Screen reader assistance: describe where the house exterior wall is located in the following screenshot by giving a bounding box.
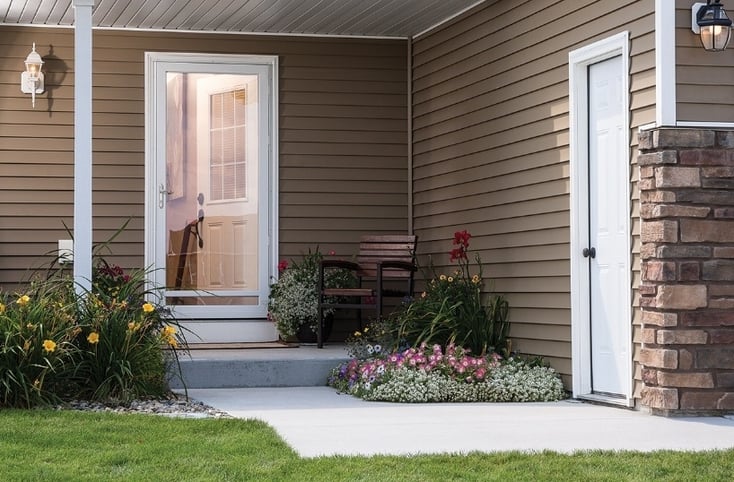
[0,27,408,286]
[675,0,734,123]
[411,0,656,387]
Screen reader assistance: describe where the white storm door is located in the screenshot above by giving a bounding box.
[588,55,629,398]
[145,54,278,340]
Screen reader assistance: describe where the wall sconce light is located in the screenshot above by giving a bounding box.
[692,1,732,51]
[20,43,45,108]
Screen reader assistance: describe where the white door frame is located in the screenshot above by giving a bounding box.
[144,52,279,321]
[569,32,633,406]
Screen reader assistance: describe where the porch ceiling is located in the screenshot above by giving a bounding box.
[1,0,483,38]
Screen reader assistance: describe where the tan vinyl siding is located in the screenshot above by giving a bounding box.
[411,0,655,389]
[675,0,734,122]
[0,27,407,285]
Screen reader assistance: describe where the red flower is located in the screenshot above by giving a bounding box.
[453,230,471,248]
[449,230,472,262]
[277,260,288,272]
[328,250,336,256]
[449,247,467,262]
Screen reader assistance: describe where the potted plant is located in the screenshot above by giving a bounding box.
[268,249,354,342]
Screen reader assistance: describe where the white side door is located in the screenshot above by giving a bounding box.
[569,32,632,406]
[588,56,629,397]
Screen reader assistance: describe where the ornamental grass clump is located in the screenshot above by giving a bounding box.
[394,230,510,356]
[0,281,79,408]
[71,260,186,402]
[0,258,187,408]
[328,343,566,403]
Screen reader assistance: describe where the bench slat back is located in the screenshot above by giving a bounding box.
[357,235,417,279]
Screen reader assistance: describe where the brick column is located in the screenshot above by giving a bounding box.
[639,128,734,415]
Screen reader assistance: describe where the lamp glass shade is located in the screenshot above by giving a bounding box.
[701,24,732,50]
[24,45,43,80]
[698,3,733,51]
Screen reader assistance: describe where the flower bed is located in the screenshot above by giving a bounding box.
[0,259,186,408]
[327,229,566,404]
[328,343,566,403]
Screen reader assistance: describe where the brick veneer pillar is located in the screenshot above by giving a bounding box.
[639,128,734,415]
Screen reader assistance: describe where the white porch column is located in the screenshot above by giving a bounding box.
[73,0,94,293]
[655,0,676,127]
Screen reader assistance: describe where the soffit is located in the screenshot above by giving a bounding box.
[1,0,483,38]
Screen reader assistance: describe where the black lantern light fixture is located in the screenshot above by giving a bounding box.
[693,1,733,51]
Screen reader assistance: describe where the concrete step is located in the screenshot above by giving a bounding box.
[167,344,351,389]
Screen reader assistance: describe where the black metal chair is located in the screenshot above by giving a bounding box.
[317,234,417,348]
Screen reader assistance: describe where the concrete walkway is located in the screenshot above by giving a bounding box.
[184,386,734,458]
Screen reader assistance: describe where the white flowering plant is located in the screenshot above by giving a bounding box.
[268,248,355,338]
[328,342,566,403]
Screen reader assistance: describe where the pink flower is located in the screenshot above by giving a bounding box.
[277,260,288,272]
[328,250,336,256]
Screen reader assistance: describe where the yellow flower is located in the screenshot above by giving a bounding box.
[128,322,137,331]
[421,292,427,298]
[42,339,56,353]
[364,327,369,333]
[142,302,155,313]
[167,337,178,348]
[354,331,362,337]
[447,277,454,283]
[162,325,176,337]
[0,303,5,314]
[472,274,481,284]
[17,294,30,306]
[439,274,447,281]
[87,332,100,344]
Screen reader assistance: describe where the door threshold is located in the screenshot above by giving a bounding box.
[577,393,635,408]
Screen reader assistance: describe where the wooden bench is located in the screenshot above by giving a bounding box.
[316,234,417,348]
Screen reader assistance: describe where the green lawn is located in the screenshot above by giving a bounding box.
[1,410,732,481]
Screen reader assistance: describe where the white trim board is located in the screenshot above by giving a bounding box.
[656,0,677,127]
